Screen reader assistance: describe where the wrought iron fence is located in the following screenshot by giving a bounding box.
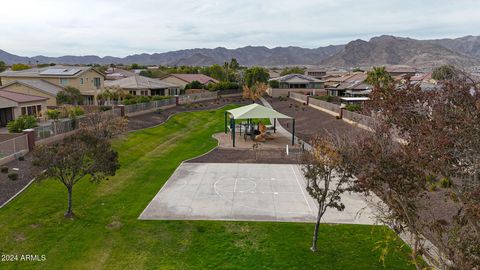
[0,135,28,159]
[124,98,176,115]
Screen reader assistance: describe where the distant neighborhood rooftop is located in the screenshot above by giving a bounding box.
[272,73,323,83]
[0,66,104,78]
[0,79,64,96]
[0,89,48,103]
[162,74,219,84]
[105,74,178,89]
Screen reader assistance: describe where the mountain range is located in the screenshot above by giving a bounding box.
[1,35,480,68]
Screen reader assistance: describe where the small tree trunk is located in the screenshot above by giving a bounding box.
[65,187,74,218]
[311,206,323,252]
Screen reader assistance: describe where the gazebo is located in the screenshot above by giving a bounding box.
[225,103,295,147]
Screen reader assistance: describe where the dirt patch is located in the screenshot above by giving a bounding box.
[187,148,304,164]
[0,153,44,207]
[265,96,355,143]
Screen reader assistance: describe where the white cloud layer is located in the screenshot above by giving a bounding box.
[1,0,479,56]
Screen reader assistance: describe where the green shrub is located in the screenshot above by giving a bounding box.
[439,178,452,188]
[268,80,279,88]
[184,80,204,90]
[313,95,333,102]
[47,109,61,120]
[207,81,240,91]
[151,96,170,101]
[335,115,341,120]
[67,106,84,118]
[1,166,8,173]
[345,104,362,112]
[8,172,18,180]
[7,115,38,133]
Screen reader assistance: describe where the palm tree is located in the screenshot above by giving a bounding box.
[365,66,393,90]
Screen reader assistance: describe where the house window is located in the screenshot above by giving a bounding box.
[83,95,94,105]
[60,78,69,86]
[80,78,84,85]
[140,90,148,96]
[129,90,137,96]
[93,77,101,89]
[21,105,42,117]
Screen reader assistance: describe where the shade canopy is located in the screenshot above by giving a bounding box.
[226,103,291,119]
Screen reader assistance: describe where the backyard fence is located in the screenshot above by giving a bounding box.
[178,91,218,104]
[288,93,376,129]
[308,98,342,114]
[33,118,77,141]
[218,89,242,96]
[0,134,29,161]
[289,92,308,102]
[342,110,375,128]
[124,98,176,115]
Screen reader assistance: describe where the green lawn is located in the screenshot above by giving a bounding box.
[0,106,413,269]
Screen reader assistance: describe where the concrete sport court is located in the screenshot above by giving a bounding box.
[139,163,376,224]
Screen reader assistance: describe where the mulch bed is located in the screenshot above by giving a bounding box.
[0,154,43,206]
[187,148,304,164]
[265,96,355,144]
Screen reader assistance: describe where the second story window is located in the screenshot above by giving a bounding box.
[93,77,101,89]
[80,78,84,85]
[59,78,69,86]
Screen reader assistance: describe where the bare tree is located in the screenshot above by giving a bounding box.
[242,82,268,103]
[301,134,355,252]
[78,111,128,140]
[33,132,119,218]
[351,77,480,269]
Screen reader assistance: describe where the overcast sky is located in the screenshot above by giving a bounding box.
[1,0,479,57]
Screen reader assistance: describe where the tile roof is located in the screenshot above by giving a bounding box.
[0,79,63,96]
[164,74,219,84]
[273,73,323,83]
[0,90,48,103]
[105,74,179,89]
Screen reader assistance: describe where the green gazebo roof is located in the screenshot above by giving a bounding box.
[226,103,291,119]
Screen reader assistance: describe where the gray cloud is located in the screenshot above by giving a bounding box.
[1,0,479,57]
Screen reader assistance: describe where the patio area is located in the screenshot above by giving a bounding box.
[214,131,300,150]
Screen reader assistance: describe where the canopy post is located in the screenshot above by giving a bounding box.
[231,118,236,147]
[292,118,296,146]
[274,119,276,133]
[224,112,228,134]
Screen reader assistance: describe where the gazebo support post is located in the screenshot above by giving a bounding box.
[231,118,236,147]
[292,118,296,146]
[224,112,228,134]
[273,119,276,133]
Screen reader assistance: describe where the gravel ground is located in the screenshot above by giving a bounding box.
[264,96,355,143]
[0,154,43,206]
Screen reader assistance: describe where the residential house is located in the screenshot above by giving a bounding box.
[305,69,326,80]
[0,90,48,127]
[268,74,325,97]
[385,66,416,77]
[0,66,105,105]
[159,74,218,89]
[105,74,180,96]
[105,68,135,81]
[325,72,371,97]
[0,80,63,107]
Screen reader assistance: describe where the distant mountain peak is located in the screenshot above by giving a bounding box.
[1,35,479,67]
